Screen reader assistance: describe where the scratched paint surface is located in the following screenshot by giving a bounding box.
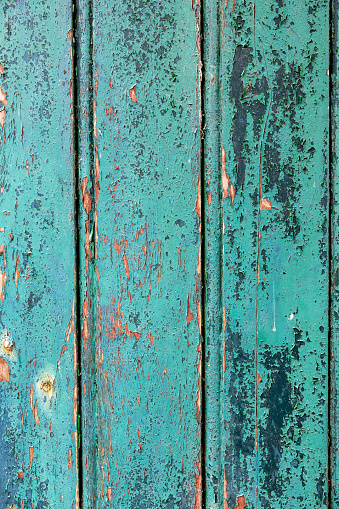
[221,1,329,508]
[80,0,202,507]
[0,1,78,508]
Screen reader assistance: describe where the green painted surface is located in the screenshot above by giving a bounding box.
[0,1,78,507]
[0,2,335,508]
[80,0,202,507]
[331,0,339,505]
[202,0,223,507]
[75,0,97,505]
[221,1,329,508]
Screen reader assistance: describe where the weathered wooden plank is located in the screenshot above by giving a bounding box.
[331,0,339,505]
[202,0,224,507]
[221,1,329,508]
[81,0,202,506]
[75,0,97,506]
[0,1,79,508]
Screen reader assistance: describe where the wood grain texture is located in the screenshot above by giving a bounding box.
[0,1,78,507]
[221,1,329,508]
[81,0,202,506]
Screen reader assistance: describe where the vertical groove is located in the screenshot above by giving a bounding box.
[73,0,95,505]
[201,0,223,507]
[329,0,334,505]
[72,0,83,506]
[77,0,97,505]
[200,0,206,504]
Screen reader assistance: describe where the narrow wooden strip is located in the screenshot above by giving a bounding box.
[202,0,224,507]
[0,1,78,507]
[222,1,329,507]
[331,0,339,504]
[75,0,98,506]
[82,0,203,506]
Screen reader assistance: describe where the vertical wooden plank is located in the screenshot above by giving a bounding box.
[82,0,202,507]
[331,0,339,504]
[0,1,78,508]
[221,1,329,508]
[75,0,97,505]
[202,0,224,507]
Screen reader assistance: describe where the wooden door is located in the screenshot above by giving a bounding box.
[0,1,334,508]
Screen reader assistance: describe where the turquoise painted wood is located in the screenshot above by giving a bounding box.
[331,0,339,505]
[202,0,224,506]
[221,1,329,508]
[0,1,79,508]
[75,0,97,505]
[0,2,337,508]
[79,0,202,507]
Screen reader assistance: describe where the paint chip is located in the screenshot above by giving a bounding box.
[107,487,112,506]
[0,86,6,106]
[34,400,39,426]
[30,383,34,411]
[196,179,201,222]
[0,108,6,128]
[222,146,230,199]
[229,183,236,206]
[222,145,236,206]
[186,297,193,326]
[2,331,13,353]
[122,254,130,280]
[129,85,137,102]
[14,265,19,290]
[29,446,33,467]
[235,495,247,509]
[81,177,92,215]
[260,197,272,211]
[0,357,9,381]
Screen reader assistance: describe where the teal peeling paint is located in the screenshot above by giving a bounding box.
[0,1,335,508]
[221,1,329,507]
[331,0,339,506]
[202,0,224,507]
[79,0,202,506]
[0,1,78,507]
